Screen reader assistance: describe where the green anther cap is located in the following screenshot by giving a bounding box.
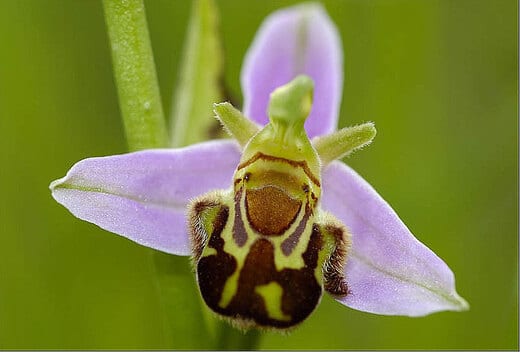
[268,75,314,129]
[239,75,320,178]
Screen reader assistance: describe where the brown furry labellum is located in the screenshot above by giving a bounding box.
[187,154,351,330]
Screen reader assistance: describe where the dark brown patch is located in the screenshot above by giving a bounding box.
[189,199,225,261]
[245,186,301,236]
[279,226,323,324]
[324,271,349,296]
[196,201,329,328]
[237,152,320,187]
[281,204,311,255]
[212,227,324,328]
[225,239,276,325]
[197,206,238,310]
[232,189,248,247]
[322,224,350,297]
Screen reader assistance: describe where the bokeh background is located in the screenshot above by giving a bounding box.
[0,0,517,349]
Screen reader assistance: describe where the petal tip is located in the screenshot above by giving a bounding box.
[241,1,343,137]
[449,292,470,312]
[49,176,66,192]
[322,162,469,317]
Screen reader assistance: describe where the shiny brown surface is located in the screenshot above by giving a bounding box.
[245,186,301,236]
[198,228,324,328]
[197,205,237,314]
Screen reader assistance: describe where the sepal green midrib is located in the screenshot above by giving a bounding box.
[51,181,186,211]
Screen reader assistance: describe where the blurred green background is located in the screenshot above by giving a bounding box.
[0,0,517,349]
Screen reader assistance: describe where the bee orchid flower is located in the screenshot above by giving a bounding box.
[50,3,467,329]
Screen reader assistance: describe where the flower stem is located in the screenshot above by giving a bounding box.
[102,0,262,348]
[102,0,169,151]
[102,1,185,348]
[217,326,262,350]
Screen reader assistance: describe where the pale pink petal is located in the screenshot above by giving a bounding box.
[241,3,342,137]
[50,140,240,255]
[321,161,469,316]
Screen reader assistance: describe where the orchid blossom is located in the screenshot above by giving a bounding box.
[50,3,467,329]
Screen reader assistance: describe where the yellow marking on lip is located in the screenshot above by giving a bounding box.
[202,246,217,257]
[219,269,240,309]
[255,281,291,322]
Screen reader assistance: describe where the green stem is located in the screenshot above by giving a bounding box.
[103,0,262,349]
[102,0,169,151]
[217,326,262,350]
[102,0,180,348]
